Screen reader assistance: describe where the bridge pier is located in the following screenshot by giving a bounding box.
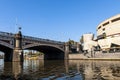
[13,49,23,62]
[13,30,23,62]
[65,43,69,60]
[77,42,80,53]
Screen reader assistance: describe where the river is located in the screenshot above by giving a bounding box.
[0,59,120,80]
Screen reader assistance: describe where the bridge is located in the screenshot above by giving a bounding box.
[0,30,72,62]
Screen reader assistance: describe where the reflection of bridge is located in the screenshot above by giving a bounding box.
[0,30,71,62]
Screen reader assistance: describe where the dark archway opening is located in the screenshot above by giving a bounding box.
[0,44,13,62]
[24,45,64,60]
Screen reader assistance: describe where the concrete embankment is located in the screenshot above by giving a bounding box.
[69,52,120,60]
[69,54,88,59]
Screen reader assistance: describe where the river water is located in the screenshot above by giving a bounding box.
[0,59,120,80]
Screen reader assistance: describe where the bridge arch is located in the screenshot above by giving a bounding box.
[23,44,65,60]
[0,40,14,49]
[0,41,13,62]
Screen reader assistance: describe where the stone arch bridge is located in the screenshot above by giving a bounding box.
[0,31,70,62]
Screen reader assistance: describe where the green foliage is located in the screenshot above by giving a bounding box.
[36,52,43,55]
[26,51,44,57]
[67,39,76,45]
[80,36,84,44]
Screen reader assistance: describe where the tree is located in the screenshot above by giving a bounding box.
[80,35,84,44]
[67,39,76,45]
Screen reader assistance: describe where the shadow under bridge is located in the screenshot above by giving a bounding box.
[0,42,13,62]
[23,44,65,60]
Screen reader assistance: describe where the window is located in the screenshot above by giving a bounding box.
[111,17,120,22]
[103,22,109,26]
[98,26,101,29]
[103,28,105,31]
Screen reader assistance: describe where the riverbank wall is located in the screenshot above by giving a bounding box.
[69,52,120,60]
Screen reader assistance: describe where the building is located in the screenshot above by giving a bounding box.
[82,33,98,52]
[82,14,120,52]
[97,14,120,51]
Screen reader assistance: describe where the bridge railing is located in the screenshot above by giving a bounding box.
[0,31,14,37]
[22,35,64,45]
[0,31,64,45]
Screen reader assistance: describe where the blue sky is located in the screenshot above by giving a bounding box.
[0,0,120,42]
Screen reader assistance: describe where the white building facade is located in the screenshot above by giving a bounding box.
[82,14,120,52]
[82,33,98,52]
[97,14,120,51]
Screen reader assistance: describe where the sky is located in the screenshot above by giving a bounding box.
[0,0,120,42]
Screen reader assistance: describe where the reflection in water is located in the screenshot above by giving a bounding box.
[3,62,23,79]
[0,59,4,74]
[0,59,120,79]
[12,62,23,78]
[69,60,120,80]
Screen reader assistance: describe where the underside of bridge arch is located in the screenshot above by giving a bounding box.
[0,45,13,62]
[25,45,65,60]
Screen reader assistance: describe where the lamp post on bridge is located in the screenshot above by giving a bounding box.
[13,27,23,62]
